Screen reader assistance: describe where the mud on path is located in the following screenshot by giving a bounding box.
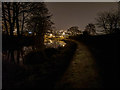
[54,40,102,88]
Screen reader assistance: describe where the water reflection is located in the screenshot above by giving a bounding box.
[44,39,66,48]
[2,46,34,66]
[2,39,66,65]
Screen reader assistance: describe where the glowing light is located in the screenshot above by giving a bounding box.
[13,28,17,33]
[50,34,53,37]
[62,32,65,35]
[13,28,17,35]
[29,32,32,34]
[49,39,53,43]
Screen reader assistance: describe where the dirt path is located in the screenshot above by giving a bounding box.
[54,40,102,88]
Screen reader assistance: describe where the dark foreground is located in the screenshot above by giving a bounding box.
[70,33,120,88]
[2,40,77,89]
[2,33,120,88]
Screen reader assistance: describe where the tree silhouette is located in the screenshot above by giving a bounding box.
[2,2,53,48]
[85,23,96,35]
[26,2,53,49]
[96,11,120,34]
[68,26,81,36]
[2,3,16,36]
[2,2,28,36]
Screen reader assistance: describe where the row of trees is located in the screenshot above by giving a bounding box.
[67,10,120,36]
[67,26,81,36]
[67,24,96,36]
[83,11,120,35]
[56,6,120,37]
[85,2,120,35]
[2,2,53,36]
[2,2,53,48]
[83,2,120,35]
[96,11,120,34]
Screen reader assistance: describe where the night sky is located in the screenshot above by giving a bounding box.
[46,2,118,30]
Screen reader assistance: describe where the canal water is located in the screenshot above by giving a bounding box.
[44,39,66,48]
[2,39,66,65]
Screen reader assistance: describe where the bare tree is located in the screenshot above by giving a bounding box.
[2,3,8,35]
[2,2,37,36]
[96,11,120,34]
[2,2,16,36]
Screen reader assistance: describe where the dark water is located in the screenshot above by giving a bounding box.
[2,46,34,65]
[2,39,66,65]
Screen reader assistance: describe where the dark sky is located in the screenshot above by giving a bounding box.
[46,2,118,30]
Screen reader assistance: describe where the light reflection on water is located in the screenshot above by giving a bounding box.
[2,46,34,65]
[3,39,66,65]
[44,39,66,48]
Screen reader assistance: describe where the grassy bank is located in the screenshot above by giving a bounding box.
[70,33,120,88]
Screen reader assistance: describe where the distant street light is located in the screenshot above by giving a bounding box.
[50,34,53,37]
[28,32,32,34]
[62,32,65,35]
